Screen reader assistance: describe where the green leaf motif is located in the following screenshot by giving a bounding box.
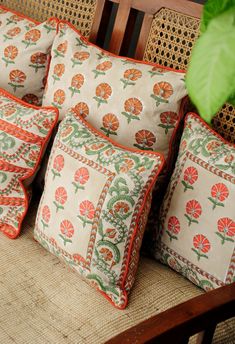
[186,7,235,123]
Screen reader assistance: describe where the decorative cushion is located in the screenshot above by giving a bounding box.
[0,5,58,105]
[42,21,187,160]
[155,112,235,291]
[34,109,164,309]
[0,88,58,238]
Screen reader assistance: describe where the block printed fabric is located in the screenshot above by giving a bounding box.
[156,113,235,290]
[0,88,58,238]
[34,110,164,308]
[0,5,58,105]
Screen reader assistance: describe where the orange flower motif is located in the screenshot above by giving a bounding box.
[182,166,198,192]
[99,247,113,262]
[69,74,84,96]
[159,111,178,134]
[71,51,90,67]
[29,52,47,72]
[2,46,18,67]
[185,199,202,226]
[149,66,166,77]
[23,29,41,48]
[114,202,130,215]
[41,205,50,229]
[224,154,234,164]
[52,89,66,109]
[217,217,235,245]
[209,183,229,209]
[93,61,112,78]
[6,14,23,25]
[54,186,68,212]
[54,40,68,58]
[122,98,143,123]
[94,83,112,107]
[72,102,89,119]
[78,200,95,227]
[52,154,64,179]
[206,140,221,154]
[134,130,156,150]
[8,70,26,92]
[192,234,211,261]
[59,220,74,246]
[72,167,89,193]
[121,68,142,88]
[101,113,119,137]
[119,158,134,173]
[4,27,21,41]
[52,64,65,83]
[167,216,181,241]
[22,94,39,106]
[151,82,173,106]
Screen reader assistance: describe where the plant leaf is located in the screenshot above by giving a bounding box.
[201,0,235,33]
[227,92,235,106]
[186,7,235,123]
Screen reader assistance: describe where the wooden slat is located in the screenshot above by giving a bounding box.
[108,0,132,54]
[89,0,106,42]
[109,0,203,18]
[135,12,153,60]
[107,283,235,344]
[120,8,139,56]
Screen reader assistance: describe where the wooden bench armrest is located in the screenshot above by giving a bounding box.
[107,282,235,344]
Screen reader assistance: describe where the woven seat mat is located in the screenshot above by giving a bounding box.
[0,198,234,344]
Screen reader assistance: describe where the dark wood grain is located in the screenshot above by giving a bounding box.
[106,283,235,343]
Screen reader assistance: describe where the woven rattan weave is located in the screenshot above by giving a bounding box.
[0,0,97,38]
[143,7,235,143]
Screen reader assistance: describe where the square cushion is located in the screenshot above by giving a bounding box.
[34,109,164,309]
[42,21,187,160]
[0,5,58,105]
[155,112,235,290]
[0,88,58,238]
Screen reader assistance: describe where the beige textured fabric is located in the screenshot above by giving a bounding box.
[0,197,234,343]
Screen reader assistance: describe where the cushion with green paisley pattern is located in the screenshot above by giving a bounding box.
[0,88,58,238]
[155,112,235,291]
[34,109,164,309]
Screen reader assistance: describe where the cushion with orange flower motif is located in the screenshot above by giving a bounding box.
[43,21,187,161]
[155,112,235,291]
[0,5,58,105]
[34,109,164,309]
[0,88,58,239]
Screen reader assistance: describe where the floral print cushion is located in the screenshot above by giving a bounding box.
[155,113,235,291]
[43,21,187,160]
[34,109,164,309]
[0,88,58,238]
[0,5,58,105]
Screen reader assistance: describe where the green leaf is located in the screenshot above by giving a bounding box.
[227,92,235,106]
[201,0,235,33]
[186,7,235,123]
